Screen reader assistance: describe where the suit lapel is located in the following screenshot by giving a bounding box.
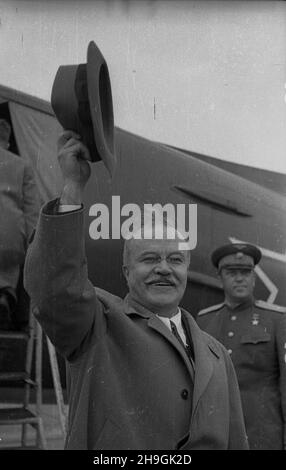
[123,296,198,383]
[181,311,215,415]
[147,315,195,381]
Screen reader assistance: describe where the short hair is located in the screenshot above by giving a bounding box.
[0,119,11,144]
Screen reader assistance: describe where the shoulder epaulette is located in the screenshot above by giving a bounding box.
[255,300,286,314]
[197,302,225,316]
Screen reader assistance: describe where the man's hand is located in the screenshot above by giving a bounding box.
[58,130,91,205]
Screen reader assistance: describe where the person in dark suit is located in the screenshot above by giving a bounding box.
[0,118,39,329]
[24,130,248,450]
[197,243,286,450]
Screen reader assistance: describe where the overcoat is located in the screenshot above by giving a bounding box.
[197,299,286,449]
[24,201,248,450]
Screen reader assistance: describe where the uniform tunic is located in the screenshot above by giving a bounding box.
[197,298,286,449]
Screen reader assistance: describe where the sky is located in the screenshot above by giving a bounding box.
[0,0,286,174]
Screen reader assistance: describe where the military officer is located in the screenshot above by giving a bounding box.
[197,243,286,450]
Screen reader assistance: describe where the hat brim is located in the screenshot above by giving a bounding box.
[86,41,116,176]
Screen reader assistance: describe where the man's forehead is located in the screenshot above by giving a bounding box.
[129,237,188,255]
[131,223,186,241]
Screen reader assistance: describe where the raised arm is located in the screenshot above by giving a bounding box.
[24,131,106,360]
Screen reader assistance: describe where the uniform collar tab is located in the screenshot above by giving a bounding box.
[225,297,254,311]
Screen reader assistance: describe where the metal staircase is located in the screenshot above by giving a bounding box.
[0,311,47,449]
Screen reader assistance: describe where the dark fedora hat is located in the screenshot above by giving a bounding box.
[51,41,116,176]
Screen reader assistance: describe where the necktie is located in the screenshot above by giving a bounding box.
[170,321,186,349]
[170,320,195,369]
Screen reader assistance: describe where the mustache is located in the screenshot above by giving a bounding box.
[147,278,175,286]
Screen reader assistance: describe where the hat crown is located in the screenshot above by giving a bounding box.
[51,40,116,176]
[211,243,262,269]
[218,253,254,270]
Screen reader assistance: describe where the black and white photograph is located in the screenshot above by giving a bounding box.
[0,0,285,456]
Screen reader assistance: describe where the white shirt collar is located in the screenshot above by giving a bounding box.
[156,308,181,325]
[156,308,187,346]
